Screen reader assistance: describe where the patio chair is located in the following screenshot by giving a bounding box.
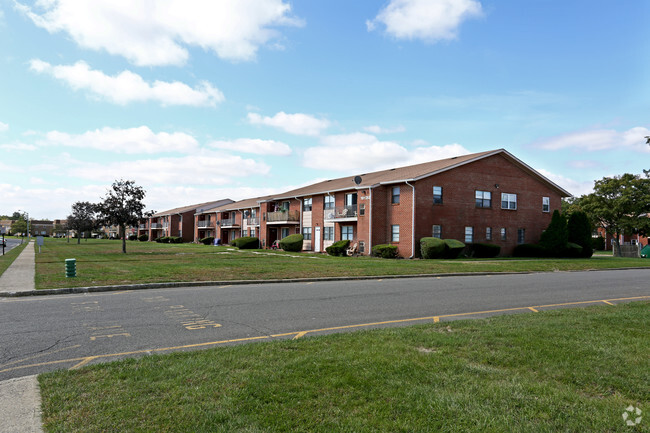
[346,242,358,257]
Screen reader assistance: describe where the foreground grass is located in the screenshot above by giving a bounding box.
[39,302,649,432]
[34,238,650,289]
[0,239,28,277]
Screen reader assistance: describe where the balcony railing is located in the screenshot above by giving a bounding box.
[265,210,300,223]
[138,224,147,230]
[324,206,358,220]
[198,220,213,228]
[218,218,237,226]
[151,223,162,229]
[162,223,169,229]
[246,217,260,226]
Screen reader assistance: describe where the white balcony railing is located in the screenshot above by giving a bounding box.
[246,217,260,226]
[151,223,162,229]
[218,218,237,226]
[324,206,358,220]
[266,210,300,223]
[198,220,212,228]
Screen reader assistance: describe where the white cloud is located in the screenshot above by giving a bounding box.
[363,125,406,134]
[367,0,482,42]
[17,0,303,66]
[535,169,593,197]
[0,121,8,132]
[303,132,469,171]
[0,183,107,218]
[41,126,199,154]
[247,112,330,136]
[69,151,270,185]
[29,59,224,106]
[534,126,650,153]
[209,138,292,156]
[0,142,37,151]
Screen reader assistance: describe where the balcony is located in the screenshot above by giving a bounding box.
[151,223,162,229]
[218,218,238,227]
[246,217,260,226]
[265,210,300,224]
[198,220,213,228]
[324,206,358,222]
[138,224,147,230]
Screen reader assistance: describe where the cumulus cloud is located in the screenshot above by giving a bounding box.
[16,0,303,66]
[535,169,593,197]
[367,0,482,42]
[0,121,8,132]
[363,125,406,134]
[69,151,270,185]
[41,126,199,154]
[29,59,224,106]
[247,112,330,136]
[303,132,469,171]
[533,126,650,153]
[209,138,292,156]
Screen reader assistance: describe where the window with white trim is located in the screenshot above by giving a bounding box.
[391,225,400,242]
[432,225,442,238]
[486,227,492,241]
[323,226,334,241]
[475,190,492,208]
[542,197,550,213]
[433,186,443,204]
[324,195,335,209]
[517,228,525,244]
[391,187,400,204]
[302,227,312,240]
[465,226,473,243]
[501,193,517,210]
[341,226,354,241]
[500,228,507,241]
[303,198,312,212]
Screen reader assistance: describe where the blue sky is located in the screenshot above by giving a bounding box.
[1,0,648,218]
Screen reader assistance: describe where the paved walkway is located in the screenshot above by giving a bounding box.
[0,241,35,292]
[0,241,42,432]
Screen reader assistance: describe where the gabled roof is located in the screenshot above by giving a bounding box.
[199,195,274,215]
[153,199,233,217]
[267,149,571,200]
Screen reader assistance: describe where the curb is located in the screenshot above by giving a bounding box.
[1,267,649,298]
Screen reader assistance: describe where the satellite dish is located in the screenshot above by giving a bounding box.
[353,176,362,185]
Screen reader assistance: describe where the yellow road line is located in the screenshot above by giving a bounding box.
[70,356,97,370]
[293,331,308,339]
[0,345,82,369]
[528,307,539,312]
[433,317,440,323]
[601,300,615,306]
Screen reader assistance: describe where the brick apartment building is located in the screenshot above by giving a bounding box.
[195,196,269,243]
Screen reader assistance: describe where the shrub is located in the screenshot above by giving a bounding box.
[168,236,183,244]
[593,236,606,251]
[326,240,350,256]
[372,244,399,259]
[513,243,548,258]
[443,239,465,259]
[279,234,304,252]
[138,234,148,242]
[128,234,138,241]
[420,237,446,259]
[200,236,214,246]
[539,210,568,257]
[567,211,593,258]
[466,243,501,258]
[563,242,584,258]
[234,236,259,249]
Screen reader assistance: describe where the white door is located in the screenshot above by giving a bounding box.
[314,226,321,252]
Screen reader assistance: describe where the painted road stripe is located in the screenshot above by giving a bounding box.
[528,307,539,312]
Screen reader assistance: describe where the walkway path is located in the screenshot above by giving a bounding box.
[0,240,35,292]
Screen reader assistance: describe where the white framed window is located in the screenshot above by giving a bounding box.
[391,225,400,242]
[500,228,507,241]
[359,203,365,216]
[433,186,443,204]
[475,190,492,208]
[302,227,312,240]
[342,226,354,241]
[501,193,517,210]
[323,226,334,241]
[465,227,473,243]
[432,225,442,238]
[542,197,550,213]
[517,228,525,244]
[281,227,290,239]
[359,242,365,253]
[250,228,255,237]
[303,198,312,212]
[324,195,335,209]
[486,227,492,241]
[391,187,400,204]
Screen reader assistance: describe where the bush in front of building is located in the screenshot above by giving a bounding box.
[513,243,548,257]
[279,234,303,252]
[200,236,214,245]
[593,236,606,251]
[325,240,350,256]
[443,239,466,259]
[539,210,568,257]
[128,234,138,241]
[138,234,148,242]
[420,237,446,259]
[567,211,593,258]
[234,237,259,249]
[372,244,399,259]
[465,243,501,258]
[563,242,584,258]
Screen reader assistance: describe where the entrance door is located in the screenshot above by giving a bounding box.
[314,226,321,252]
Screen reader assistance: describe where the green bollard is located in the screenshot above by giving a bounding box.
[65,258,76,278]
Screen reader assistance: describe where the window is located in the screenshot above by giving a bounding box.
[302,227,312,240]
[391,186,400,204]
[475,190,492,208]
[281,227,290,239]
[391,225,400,242]
[517,228,525,244]
[342,226,354,241]
[359,242,365,253]
[282,201,290,211]
[500,228,507,241]
[432,225,442,238]
[433,186,443,204]
[250,228,255,237]
[345,193,357,207]
[359,204,365,216]
[486,227,492,241]
[303,198,312,212]
[324,195,335,209]
[501,193,517,210]
[542,197,550,213]
[465,227,473,243]
[323,226,334,241]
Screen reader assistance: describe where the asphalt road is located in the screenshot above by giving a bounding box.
[1,238,22,255]
[1,269,649,380]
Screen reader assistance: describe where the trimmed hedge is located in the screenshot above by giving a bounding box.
[443,239,465,259]
[200,236,214,245]
[326,240,350,257]
[279,234,304,252]
[138,234,148,242]
[563,242,584,258]
[513,243,548,258]
[128,234,138,241]
[234,236,259,249]
[372,244,398,259]
[420,237,446,259]
[466,243,501,258]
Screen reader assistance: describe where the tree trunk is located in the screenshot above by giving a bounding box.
[613,233,622,257]
[121,224,127,254]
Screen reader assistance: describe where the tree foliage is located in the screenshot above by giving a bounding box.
[11,217,27,236]
[581,173,650,256]
[567,211,593,258]
[539,210,568,256]
[67,201,98,244]
[97,180,147,254]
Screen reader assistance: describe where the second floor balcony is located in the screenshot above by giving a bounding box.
[324,206,358,221]
[138,224,147,230]
[197,220,213,228]
[246,217,260,226]
[265,210,300,224]
[218,218,238,227]
[150,223,162,229]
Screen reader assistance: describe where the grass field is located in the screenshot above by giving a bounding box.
[39,301,649,432]
[32,237,650,290]
[0,238,28,277]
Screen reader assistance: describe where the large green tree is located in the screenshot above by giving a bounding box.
[97,179,147,254]
[67,202,98,244]
[581,173,650,256]
[11,217,28,236]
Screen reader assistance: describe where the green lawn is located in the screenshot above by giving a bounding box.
[0,238,28,277]
[39,301,649,432]
[33,237,650,289]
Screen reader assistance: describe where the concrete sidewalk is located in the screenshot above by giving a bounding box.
[0,376,43,433]
[0,241,35,292]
